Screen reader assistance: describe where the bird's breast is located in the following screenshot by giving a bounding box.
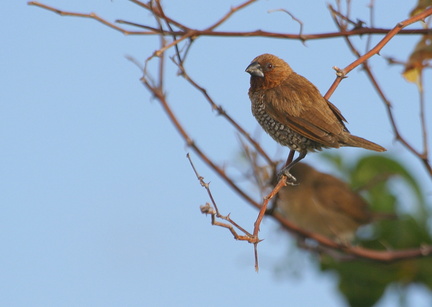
[250,93,323,152]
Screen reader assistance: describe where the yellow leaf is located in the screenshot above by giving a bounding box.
[410,0,432,17]
[402,66,421,86]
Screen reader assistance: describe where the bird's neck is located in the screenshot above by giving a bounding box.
[250,76,281,90]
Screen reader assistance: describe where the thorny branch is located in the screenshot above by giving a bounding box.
[171,58,275,167]
[187,153,263,269]
[187,154,254,241]
[267,9,305,42]
[329,4,432,177]
[28,1,432,38]
[324,5,432,100]
[29,0,432,269]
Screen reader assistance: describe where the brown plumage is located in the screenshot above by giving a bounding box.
[276,163,373,242]
[245,54,386,179]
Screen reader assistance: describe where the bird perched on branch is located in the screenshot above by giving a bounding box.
[276,163,379,242]
[245,53,386,182]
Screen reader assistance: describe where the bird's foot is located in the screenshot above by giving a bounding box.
[277,168,298,186]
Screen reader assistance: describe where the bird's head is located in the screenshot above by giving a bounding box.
[245,53,293,89]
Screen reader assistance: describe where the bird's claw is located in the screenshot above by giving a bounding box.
[278,169,298,186]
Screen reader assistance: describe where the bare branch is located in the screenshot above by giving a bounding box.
[187,153,262,269]
[268,8,305,42]
[205,0,257,31]
[171,58,275,167]
[419,72,431,174]
[28,1,150,35]
[129,0,190,31]
[28,2,432,40]
[324,5,432,99]
[328,5,432,177]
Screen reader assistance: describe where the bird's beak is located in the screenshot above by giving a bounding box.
[245,62,264,78]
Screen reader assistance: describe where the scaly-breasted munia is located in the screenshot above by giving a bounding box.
[246,54,386,181]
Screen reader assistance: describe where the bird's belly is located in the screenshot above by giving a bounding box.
[252,101,322,152]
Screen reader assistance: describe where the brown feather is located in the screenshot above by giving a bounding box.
[277,163,372,241]
[263,74,348,147]
[246,53,386,153]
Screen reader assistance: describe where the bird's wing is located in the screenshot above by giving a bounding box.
[313,174,371,224]
[326,100,348,128]
[263,74,348,147]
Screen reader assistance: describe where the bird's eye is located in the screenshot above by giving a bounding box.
[267,63,273,69]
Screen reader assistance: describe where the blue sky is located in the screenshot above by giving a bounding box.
[2,1,431,306]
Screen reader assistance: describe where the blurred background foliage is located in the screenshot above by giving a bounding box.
[290,153,432,307]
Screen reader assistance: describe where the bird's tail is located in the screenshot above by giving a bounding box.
[346,135,386,152]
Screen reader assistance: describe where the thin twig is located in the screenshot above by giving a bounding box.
[129,0,190,31]
[200,203,253,241]
[329,5,432,177]
[205,0,257,31]
[28,2,432,39]
[268,9,305,42]
[139,68,262,209]
[324,5,432,99]
[171,58,275,167]
[366,0,376,53]
[28,1,150,35]
[418,72,431,172]
[187,153,260,268]
[187,153,254,238]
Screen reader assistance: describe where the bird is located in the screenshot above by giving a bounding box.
[275,163,373,242]
[245,53,386,182]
